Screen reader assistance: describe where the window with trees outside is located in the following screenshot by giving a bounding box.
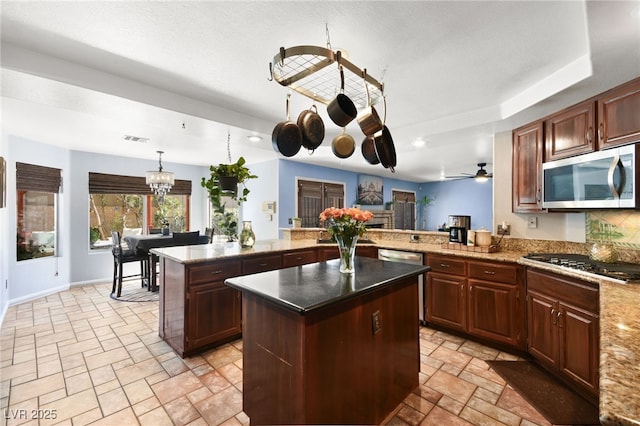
[16,163,61,261]
[88,173,191,250]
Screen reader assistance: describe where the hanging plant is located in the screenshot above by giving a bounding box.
[201,132,258,241]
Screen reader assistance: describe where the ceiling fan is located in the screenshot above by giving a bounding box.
[446,162,493,181]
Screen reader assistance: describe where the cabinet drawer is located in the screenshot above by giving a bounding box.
[527,269,598,313]
[282,250,317,267]
[242,254,283,274]
[427,255,466,276]
[188,261,241,286]
[468,261,519,284]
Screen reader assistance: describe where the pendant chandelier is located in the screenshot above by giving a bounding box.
[146,150,174,203]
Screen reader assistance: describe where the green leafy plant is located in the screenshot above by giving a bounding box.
[201,157,257,241]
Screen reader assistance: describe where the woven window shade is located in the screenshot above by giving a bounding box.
[16,162,62,193]
[88,172,191,195]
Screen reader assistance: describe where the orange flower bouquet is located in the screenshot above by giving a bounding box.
[319,207,374,273]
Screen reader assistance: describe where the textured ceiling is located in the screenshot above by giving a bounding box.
[1,1,639,182]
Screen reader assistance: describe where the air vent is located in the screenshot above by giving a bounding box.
[123,135,150,143]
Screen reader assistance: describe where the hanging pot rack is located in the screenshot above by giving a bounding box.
[269,46,385,109]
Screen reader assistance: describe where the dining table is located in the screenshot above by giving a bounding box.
[123,234,175,291]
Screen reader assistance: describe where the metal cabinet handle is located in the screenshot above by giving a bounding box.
[598,123,604,142]
[259,263,268,267]
[557,311,563,328]
[211,270,223,275]
[440,263,450,268]
[586,126,593,143]
[483,270,496,275]
[551,308,557,325]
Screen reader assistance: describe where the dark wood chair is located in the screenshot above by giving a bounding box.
[111,231,147,297]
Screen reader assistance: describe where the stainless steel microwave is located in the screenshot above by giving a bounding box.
[542,144,640,209]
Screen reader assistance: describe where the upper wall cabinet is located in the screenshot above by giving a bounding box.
[544,100,597,161]
[512,121,546,213]
[597,77,640,149]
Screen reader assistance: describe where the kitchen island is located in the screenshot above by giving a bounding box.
[225,257,429,425]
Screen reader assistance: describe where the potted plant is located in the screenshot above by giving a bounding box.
[201,156,257,241]
[416,195,434,230]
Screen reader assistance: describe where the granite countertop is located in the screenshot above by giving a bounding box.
[225,257,429,314]
[152,237,639,425]
[519,258,640,426]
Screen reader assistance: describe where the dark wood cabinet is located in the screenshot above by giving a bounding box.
[597,77,640,149]
[282,249,317,267]
[426,255,525,351]
[467,260,526,350]
[242,254,282,274]
[512,121,546,212]
[317,244,377,261]
[526,268,599,398]
[545,100,596,160]
[188,281,241,350]
[426,271,466,332]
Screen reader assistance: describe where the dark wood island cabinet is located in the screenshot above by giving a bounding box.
[225,257,429,425]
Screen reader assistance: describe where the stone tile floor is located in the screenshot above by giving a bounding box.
[0,281,552,425]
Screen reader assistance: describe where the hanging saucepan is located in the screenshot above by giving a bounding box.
[361,135,380,165]
[272,93,302,157]
[357,69,383,136]
[373,125,397,173]
[327,63,357,127]
[332,128,356,159]
[297,103,325,152]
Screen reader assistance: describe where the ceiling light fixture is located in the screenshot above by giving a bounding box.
[246,135,263,142]
[146,150,174,203]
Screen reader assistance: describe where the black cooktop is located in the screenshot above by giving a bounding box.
[524,253,640,283]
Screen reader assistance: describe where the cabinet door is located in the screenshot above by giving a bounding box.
[318,246,339,261]
[242,254,282,274]
[512,121,546,212]
[187,282,242,350]
[558,302,599,396]
[355,245,378,259]
[467,279,524,349]
[598,78,640,149]
[545,100,596,160]
[527,290,558,369]
[425,272,466,332]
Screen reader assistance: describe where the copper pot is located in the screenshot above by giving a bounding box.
[327,64,357,127]
[332,129,355,159]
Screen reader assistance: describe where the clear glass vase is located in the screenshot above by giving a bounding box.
[239,221,255,248]
[335,235,358,274]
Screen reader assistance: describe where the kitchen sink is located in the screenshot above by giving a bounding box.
[317,239,375,244]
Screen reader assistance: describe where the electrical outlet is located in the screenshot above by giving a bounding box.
[497,224,510,235]
[527,216,538,229]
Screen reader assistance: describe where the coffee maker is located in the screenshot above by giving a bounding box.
[448,215,471,244]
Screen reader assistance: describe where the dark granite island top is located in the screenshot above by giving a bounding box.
[226,257,429,425]
[225,256,430,314]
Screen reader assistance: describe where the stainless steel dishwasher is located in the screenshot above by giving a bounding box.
[377,248,425,324]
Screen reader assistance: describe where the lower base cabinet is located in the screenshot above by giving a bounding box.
[188,282,242,350]
[527,269,599,399]
[425,255,526,351]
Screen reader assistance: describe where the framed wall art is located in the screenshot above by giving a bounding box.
[357,175,383,205]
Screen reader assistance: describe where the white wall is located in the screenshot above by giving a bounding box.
[69,150,211,285]
[1,134,212,305]
[493,130,585,242]
[240,159,279,240]
[0,133,9,322]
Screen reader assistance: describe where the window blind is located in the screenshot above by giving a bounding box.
[88,172,192,195]
[16,162,62,193]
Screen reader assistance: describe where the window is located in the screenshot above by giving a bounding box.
[16,162,61,261]
[392,190,416,230]
[297,179,344,227]
[88,173,191,249]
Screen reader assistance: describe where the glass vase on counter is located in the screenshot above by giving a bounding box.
[335,234,357,274]
[240,221,256,248]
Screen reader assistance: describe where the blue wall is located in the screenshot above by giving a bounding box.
[276,159,492,232]
[421,179,493,231]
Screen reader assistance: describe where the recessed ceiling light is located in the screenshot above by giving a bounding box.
[246,135,263,142]
[412,138,426,148]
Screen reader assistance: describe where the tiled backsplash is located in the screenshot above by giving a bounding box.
[586,211,640,250]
